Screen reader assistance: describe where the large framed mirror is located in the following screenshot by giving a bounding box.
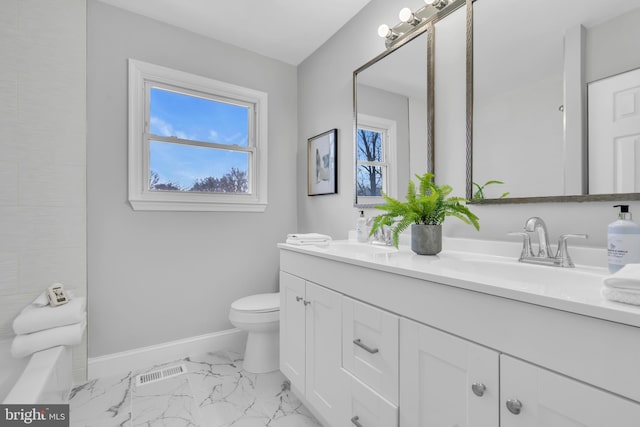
[353,28,431,207]
[470,0,640,203]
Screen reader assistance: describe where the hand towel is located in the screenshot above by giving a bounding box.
[286,233,332,245]
[13,297,86,335]
[601,287,640,306]
[602,263,640,290]
[11,315,86,358]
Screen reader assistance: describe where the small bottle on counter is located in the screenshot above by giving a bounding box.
[608,205,640,273]
[356,211,368,243]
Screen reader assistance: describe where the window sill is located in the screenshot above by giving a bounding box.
[129,197,267,212]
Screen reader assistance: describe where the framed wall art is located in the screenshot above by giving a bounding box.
[307,129,338,196]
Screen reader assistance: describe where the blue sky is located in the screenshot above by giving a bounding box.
[149,87,249,189]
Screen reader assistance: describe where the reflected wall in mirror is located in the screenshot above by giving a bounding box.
[472,0,640,202]
[354,30,430,207]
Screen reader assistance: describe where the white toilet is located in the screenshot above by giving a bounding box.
[229,292,280,374]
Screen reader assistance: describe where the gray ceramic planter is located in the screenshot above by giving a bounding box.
[411,224,442,255]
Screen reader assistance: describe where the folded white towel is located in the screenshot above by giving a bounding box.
[603,263,640,290]
[11,315,86,358]
[13,297,86,335]
[601,287,640,306]
[286,233,332,245]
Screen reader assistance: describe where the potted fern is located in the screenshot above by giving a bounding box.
[369,173,479,255]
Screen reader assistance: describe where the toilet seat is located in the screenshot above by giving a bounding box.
[231,293,279,313]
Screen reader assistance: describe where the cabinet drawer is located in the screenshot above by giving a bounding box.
[342,296,399,404]
[345,370,398,427]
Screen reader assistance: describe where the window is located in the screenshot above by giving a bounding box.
[128,59,268,211]
[356,114,396,205]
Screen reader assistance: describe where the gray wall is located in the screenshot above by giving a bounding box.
[0,0,87,380]
[87,1,298,357]
[298,0,640,249]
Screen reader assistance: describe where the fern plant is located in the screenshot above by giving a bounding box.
[369,173,479,247]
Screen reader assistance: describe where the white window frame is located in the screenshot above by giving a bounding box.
[356,114,397,206]
[128,59,268,212]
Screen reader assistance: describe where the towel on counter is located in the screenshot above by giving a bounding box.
[11,314,86,358]
[286,233,332,246]
[13,297,86,335]
[601,287,640,306]
[602,264,640,290]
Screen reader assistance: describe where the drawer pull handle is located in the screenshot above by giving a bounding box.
[351,416,364,427]
[471,382,486,397]
[353,339,379,354]
[506,399,523,415]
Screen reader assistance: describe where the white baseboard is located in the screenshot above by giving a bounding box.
[87,328,247,380]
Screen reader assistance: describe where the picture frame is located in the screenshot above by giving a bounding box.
[307,129,338,196]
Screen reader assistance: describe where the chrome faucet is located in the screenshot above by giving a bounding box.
[509,217,588,268]
[365,217,394,246]
[524,217,552,257]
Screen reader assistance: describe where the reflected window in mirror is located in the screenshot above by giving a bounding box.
[356,115,396,204]
[354,29,431,208]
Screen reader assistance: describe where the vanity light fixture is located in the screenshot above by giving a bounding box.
[379,0,457,48]
[378,24,400,47]
[425,0,449,10]
[399,8,421,26]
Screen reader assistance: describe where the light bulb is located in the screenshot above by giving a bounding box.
[378,24,391,38]
[399,7,413,22]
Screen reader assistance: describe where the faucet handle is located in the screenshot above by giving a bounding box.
[508,231,533,259]
[555,234,588,268]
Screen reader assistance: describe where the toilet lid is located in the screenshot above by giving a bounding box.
[231,293,280,313]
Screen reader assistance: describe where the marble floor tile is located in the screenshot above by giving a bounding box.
[69,350,322,427]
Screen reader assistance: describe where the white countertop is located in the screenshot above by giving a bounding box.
[278,238,640,328]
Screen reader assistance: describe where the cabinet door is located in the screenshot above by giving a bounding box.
[400,318,499,427]
[501,355,640,427]
[279,271,306,392]
[306,282,347,427]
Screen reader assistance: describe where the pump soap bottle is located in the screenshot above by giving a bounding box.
[356,211,368,243]
[608,205,640,273]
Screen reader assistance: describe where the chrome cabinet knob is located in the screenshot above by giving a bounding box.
[303,300,311,306]
[471,382,486,397]
[295,296,303,302]
[506,399,523,415]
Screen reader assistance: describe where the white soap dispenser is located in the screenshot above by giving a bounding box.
[356,211,368,243]
[608,205,640,273]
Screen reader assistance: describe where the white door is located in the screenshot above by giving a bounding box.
[501,355,640,427]
[305,282,347,427]
[279,271,306,392]
[399,318,499,427]
[588,67,640,194]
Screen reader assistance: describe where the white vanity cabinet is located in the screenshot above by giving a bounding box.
[279,271,346,427]
[279,245,640,427]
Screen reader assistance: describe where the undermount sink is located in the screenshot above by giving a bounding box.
[436,253,606,297]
